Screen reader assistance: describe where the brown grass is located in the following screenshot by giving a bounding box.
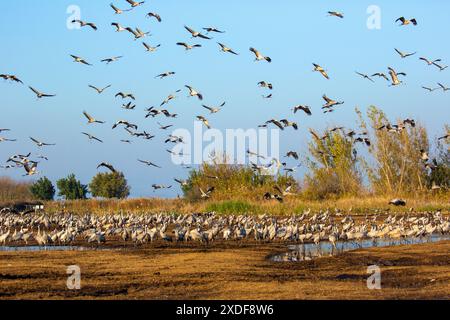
[0,241,449,299]
[0,177,33,203]
[42,193,450,215]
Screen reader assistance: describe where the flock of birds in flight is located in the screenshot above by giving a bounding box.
[0,2,449,198]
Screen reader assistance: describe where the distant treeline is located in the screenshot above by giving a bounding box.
[0,177,33,202]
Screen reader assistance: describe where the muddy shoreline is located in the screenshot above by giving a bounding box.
[1,240,449,300]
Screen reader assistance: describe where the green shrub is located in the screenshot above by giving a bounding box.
[206,200,257,214]
[56,174,88,200]
[182,154,299,201]
[89,172,130,199]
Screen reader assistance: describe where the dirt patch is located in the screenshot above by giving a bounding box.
[0,241,449,300]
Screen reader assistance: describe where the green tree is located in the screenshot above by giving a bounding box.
[56,174,88,200]
[89,172,130,199]
[30,177,55,201]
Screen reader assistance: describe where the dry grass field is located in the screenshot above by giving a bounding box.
[1,240,449,300]
[42,194,450,216]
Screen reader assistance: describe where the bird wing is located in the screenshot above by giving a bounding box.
[309,129,320,140]
[394,48,403,56]
[106,163,116,172]
[198,33,211,40]
[30,137,40,144]
[184,26,196,35]
[88,85,100,92]
[83,111,93,121]
[87,23,97,30]
[272,120,284,130]
[151,13,162,22]
[29,86,40,95]
[322,94,332,103]
[320,70,329,79]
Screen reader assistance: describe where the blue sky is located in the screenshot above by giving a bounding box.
[1,0,449,197]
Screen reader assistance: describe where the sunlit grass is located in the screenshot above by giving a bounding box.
[41,193,450,216]
[206,200,257,215]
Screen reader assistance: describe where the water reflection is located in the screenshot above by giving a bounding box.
[271,234,450,262]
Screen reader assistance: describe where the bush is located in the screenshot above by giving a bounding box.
[56,174,88,200]
[426,131,450,190]
[183,154,299,201]
[30,177,55,200]
[303,168,344,200]
[89,172,130,199]
[363,106,429,194]
[304,127,363,199]
[206,200,256,214]
[0,177,33,202]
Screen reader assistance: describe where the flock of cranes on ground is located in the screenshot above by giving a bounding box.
[0,210,448,248]
[0,1,449,199]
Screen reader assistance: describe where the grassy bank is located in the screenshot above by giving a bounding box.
[42,193,450,215]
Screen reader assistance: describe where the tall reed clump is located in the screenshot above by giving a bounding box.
[0,177,33,202]
[303,127,363,199]
[182,154,298,201]
[361,106,429,195]
[427,124,450,190]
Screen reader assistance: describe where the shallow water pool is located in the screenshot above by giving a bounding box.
[271,234,450,262]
